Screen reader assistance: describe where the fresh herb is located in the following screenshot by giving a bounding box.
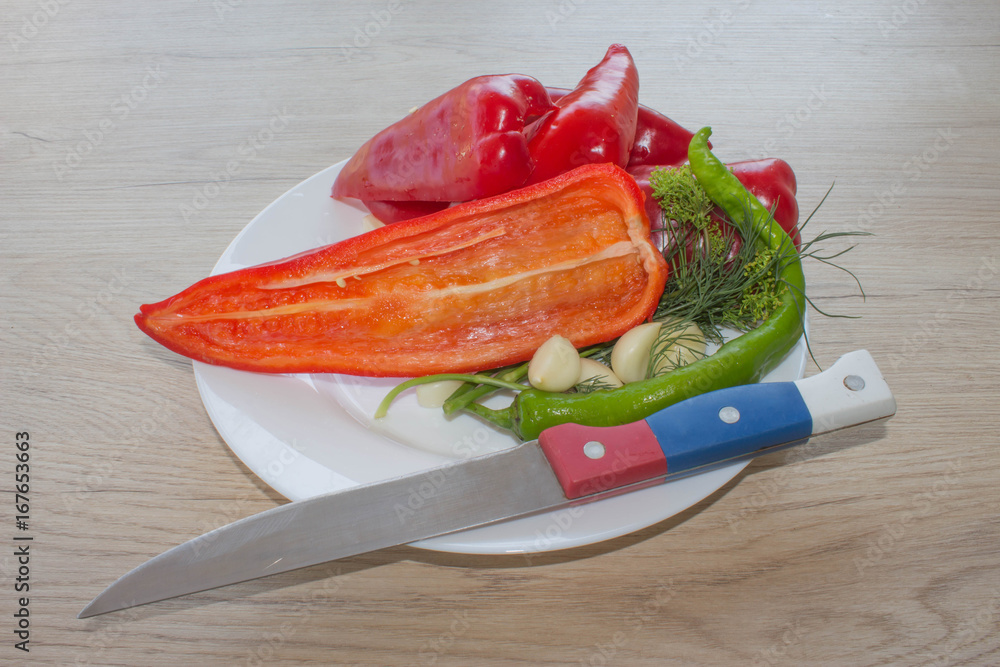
[574,375,620,394]
[648,165,715,231]
[650,168,866,346]
[650,166,786,341]
[647,318,707,379]
[374,372,526,419]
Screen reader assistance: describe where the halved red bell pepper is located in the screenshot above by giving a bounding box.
[525,44,639,184]
[137,163,667,377]
[332,74,555,204]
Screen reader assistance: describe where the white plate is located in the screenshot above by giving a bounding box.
[192,161,807,555]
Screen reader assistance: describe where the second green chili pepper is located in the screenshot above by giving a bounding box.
[464,127,806,440]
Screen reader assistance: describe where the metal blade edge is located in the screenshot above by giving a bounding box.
[80,442,566,618]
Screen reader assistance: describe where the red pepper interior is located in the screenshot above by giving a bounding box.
[137,164,667,377]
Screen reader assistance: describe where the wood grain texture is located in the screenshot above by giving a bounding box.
[2,0,999,664]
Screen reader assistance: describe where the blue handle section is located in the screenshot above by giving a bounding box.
[645,382,813,473]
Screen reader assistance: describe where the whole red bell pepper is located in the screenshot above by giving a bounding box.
[357,91,698,227]
[332,74,555,204]
[626,105,699,170]
[629,158,801,249]
[344,47,695,226]
[361,200,449,224]
[727,158,800,248]
[137,163,667,377]
[525,44,639,185]
[545,86,698,171]
[358,68,677,227]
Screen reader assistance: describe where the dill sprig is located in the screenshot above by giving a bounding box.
[574,375,620,394]
[653,202,780,341]
[649,169,866,344]
[647,318,708,379]
[649,165,715,231]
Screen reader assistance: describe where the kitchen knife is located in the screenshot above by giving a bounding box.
[80,349,895,618]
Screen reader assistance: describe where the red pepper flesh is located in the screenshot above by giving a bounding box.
[525,44,639,185]
[332,74,555,204]
[137,163,667,377]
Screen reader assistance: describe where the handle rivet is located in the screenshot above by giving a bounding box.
[844,375,866,391]
[583,441,606,460]
[718,406,740,424]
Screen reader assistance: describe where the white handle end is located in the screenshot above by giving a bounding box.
[793,350,897,436]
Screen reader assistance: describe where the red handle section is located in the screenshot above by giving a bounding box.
[538,421,667,499]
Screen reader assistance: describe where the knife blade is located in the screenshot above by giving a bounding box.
[80,349,895,618]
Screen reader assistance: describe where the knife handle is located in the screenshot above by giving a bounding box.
[538,350,895,499]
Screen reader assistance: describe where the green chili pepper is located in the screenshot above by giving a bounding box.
[463,127,806,441]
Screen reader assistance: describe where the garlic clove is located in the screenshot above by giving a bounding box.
[610,322,662,384]
[528,335,581,392]
[415,379,465,408]
[361,214,385,232]
[651,319,706,375]
[576,358,623,390]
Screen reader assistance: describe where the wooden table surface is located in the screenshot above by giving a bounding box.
[3,1,999,664]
